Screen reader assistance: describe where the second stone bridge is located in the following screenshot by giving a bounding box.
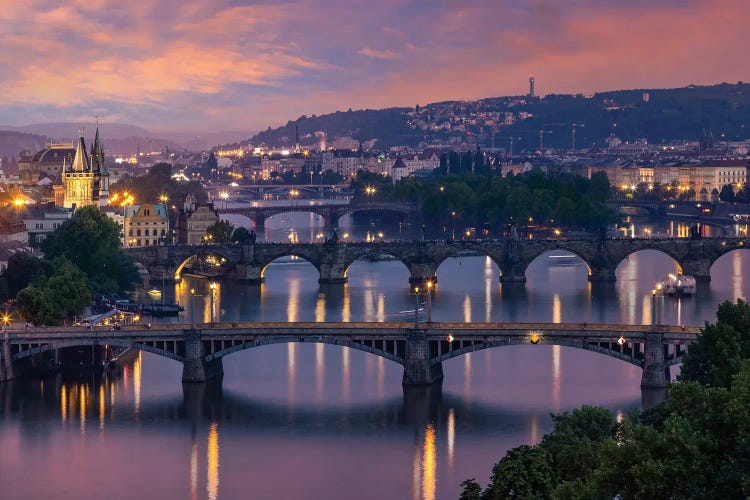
[126,237,750,286]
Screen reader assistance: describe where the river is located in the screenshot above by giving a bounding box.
[1,212,749,499]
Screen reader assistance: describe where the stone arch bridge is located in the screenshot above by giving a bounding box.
[216,201,417,231]
[0,322,700,389]
[125,237,750,285]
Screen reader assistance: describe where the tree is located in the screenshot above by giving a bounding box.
[231,227,252,244]
[206,220,234,244]
[485,445,555,499]
[458,479,483,500]
[16,258,90,325]
[2,252,44,297]
[681,300,750,388]
[720,184,736,203]
[41,205,140,293]
[206,152,218,170]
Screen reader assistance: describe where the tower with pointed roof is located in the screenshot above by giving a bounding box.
[62,130,99,209]
[90,121,109,206]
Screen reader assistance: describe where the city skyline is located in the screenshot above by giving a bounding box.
[1,0,748,134]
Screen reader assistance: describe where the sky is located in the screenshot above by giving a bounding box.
[1,0,748,134]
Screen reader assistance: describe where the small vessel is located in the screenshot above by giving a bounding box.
[659,273,697,295]
[142,302,184,316]
[388,307,424,318]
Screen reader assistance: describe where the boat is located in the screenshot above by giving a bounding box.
[659,273,697,295]
[548,253,580,266]
[387,307,424,318]
[142,302,184,316]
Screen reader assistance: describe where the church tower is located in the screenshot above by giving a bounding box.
[62,131,99,209]
[90,122,109,206]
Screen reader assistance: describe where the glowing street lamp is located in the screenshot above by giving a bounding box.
[209,282,217,324]
[425,280,433,322]
[159,194,169,203]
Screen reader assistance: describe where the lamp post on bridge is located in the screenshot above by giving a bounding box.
[209,282,217,324]
[651,283,663,325]
[190,288,196,329]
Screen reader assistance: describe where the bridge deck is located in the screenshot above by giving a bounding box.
[5,322,701,342]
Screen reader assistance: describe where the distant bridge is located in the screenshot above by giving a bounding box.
[125,237,750,286]
[215,201,418,230]
[0,322,700,389]
[206,183,353,200]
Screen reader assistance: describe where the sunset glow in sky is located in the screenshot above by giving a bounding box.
[1,0,748,133]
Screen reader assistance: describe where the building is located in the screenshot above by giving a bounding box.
[177,199,219,245]
[59,126,109,209]
[13,204,73,247]
[123,203,169,247]
[18,144,75,186]
[0,209,28,243]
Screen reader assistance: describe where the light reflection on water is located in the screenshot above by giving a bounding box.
[3,244,750,499]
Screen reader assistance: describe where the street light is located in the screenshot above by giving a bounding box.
[219,191,229,209]
[425,280,433,323]
[190,288,196,328]
[209,282,217,324]
[413,286,420,328]
[365,185,376,203]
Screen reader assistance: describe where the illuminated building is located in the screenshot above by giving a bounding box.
[59,125,110,209]
[124,203,169,247]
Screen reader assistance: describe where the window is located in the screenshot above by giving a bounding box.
[137,239,141,246]
[153,239,158,246]
[129,229,133,236]
[145,240,149,246]
[137,230,141,236]
[35,223,44,229]
[161,229,166,236]
[145,229,150,236]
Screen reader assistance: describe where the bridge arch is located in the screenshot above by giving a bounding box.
[12,339,185,364]
[204,336,405,365]
[615,248,683,278]
[524,248,593,281]
[708,246,750,280]
[432,338,643,367]
[173,250,235,280]
[343,251,412,280]
[259,254,322,280]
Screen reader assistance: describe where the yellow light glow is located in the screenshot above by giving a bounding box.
[530,333,540,344]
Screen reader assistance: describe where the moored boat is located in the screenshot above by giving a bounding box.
[659,273,697,295]
[142,302,184,316]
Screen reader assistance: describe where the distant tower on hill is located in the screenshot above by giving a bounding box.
[529,75,535,97]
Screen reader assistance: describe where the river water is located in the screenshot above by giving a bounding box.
[2,212,749,500]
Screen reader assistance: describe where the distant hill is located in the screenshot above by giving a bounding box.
[0,131,48,173]
[239,82,750,150]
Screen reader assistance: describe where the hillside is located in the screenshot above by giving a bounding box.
[241,82,750,150]
[0,131,48,173]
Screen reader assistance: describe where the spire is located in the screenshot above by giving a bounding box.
[91,118,105,173]
[71,131,91,172]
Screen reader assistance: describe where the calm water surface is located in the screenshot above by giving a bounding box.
[2,213,750,500]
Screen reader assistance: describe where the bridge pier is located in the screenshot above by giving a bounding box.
[407,263,438,288]
[319,242,348,284]
[1,336,15,382]
[588,266,617,282]
[640,332,666,389]
[681,259,712,282]
[182,330,224,383]
[231,263,264,284]
[499,265,526,283]
[403,330,443,385]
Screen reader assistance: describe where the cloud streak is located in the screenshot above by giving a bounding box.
[0,0,748,135]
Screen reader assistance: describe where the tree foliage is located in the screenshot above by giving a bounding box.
[206,220,235,244]
[40,205,140,293]
[110,162,206,205]
[16,258,91,325]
